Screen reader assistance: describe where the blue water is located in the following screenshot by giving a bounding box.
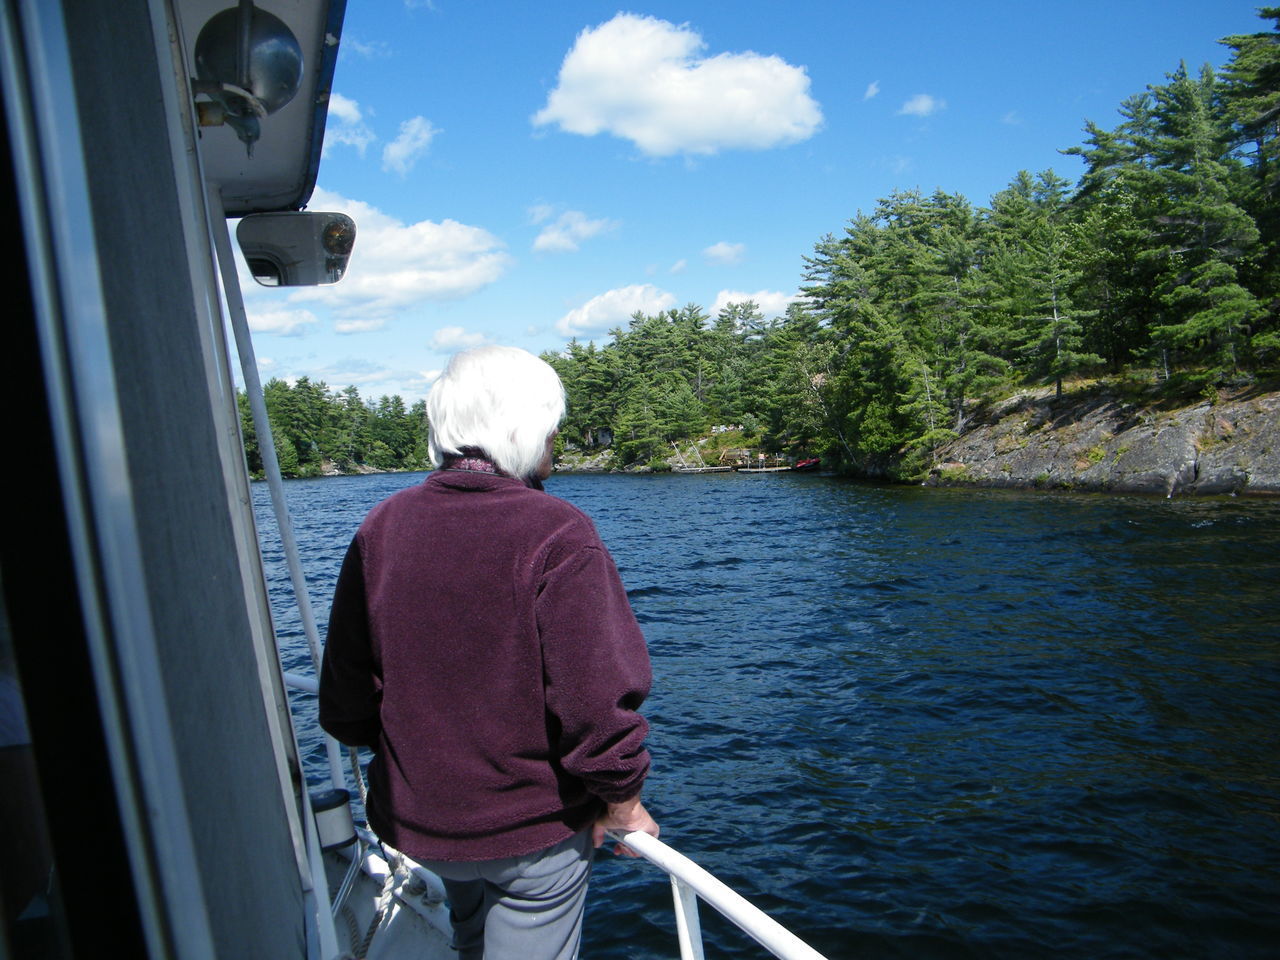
[255,472,1280,959]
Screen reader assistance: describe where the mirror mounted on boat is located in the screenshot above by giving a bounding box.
[236,212,356,286]
[192,3,304,156]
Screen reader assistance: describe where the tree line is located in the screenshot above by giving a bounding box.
[238,378,429,477]
[545,11,1279,477]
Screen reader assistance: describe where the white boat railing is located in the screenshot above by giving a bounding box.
[285,671,319,695]
[283,672,828,959]
[606,829,828,960]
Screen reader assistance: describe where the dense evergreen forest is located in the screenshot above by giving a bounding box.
[245,11,1278,479]
[238,379,429,477]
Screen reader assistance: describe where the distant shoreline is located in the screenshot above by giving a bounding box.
[256,385,1279,498]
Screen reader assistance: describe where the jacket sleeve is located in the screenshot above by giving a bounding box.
[318,537,382,748]
[535,527,652,804]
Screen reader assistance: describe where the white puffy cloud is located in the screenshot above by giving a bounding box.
[710,289,799,319]
[863,81,880,101]
[704,241,745,266]
[382,116,439,175]
[430,326,490,351]
[286,187,511,321]
[533,210,617,253]
[324,93,375,155]
[328,93,363,125]
[246,308,319,336]
[532,13,822,157]
[898,94,946,117]
[557,284,676,336]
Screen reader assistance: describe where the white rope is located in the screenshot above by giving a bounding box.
[350,746,369,808]
[338,904,361,957]
[357,847,402,958]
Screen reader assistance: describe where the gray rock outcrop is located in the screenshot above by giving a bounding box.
[927,388,1279,497]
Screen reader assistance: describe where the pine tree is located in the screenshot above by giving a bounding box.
[1068,63,1264,375]
[1068,178,1161,368]
[236,390,261,475]
[1219,8,1280,357]
[1147,63,1260,373]
[988,171,1101,398]
[802,218,924,470]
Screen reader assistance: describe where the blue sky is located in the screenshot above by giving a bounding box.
[235,1,1268,402]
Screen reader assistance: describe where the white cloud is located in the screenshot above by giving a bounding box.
[314,358,429,399]
[328,93,363,125]
[863,81,880,101]
[324,93,375,156]
[704,241,745,266]
[391,371,439,402]
[710,289,799,319]
[669,259,687,274]
[533,210,617,253]
[898,94,946,117]
[532,13,822,157]
[319,358,395,386]
[340,35,391,59]
[1002,110,1021,125]
[283,187,512,320]
[557,284,677,336]
[875,154,912,176]
[382,116,439,175]
[527,203,556,225]
[430,326,490,351]
[335,317,386,334]
[246,308,319,336]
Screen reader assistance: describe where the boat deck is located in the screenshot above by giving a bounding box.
[325,844,454,960]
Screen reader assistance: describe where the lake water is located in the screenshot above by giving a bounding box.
[254,471,1280,959]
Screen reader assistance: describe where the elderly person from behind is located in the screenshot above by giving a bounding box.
[319,345,657,960]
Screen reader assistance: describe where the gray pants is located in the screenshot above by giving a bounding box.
[420,829,594,960]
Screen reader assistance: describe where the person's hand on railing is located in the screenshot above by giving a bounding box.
[593,795,659,857]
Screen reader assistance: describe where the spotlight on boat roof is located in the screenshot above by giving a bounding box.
[193,3,304,156]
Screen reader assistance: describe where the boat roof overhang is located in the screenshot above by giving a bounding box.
[180,0,346,216]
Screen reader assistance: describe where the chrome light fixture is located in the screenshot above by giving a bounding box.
[193,2,303,155]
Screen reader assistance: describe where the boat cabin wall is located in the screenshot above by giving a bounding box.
[4,0,313,955]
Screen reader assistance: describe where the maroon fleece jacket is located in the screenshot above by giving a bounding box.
[318,468,652,862]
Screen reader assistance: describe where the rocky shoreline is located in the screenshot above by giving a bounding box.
[305,386,1279,498]
[926,386,1279,497]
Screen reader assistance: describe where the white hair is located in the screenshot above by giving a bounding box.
[427,346,566,479]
